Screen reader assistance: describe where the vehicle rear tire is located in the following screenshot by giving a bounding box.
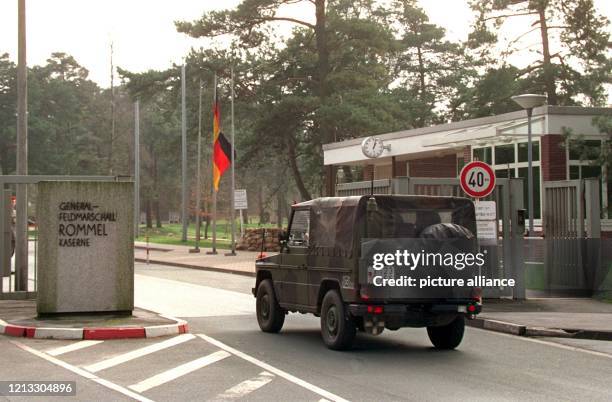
[427,316,465,350]
[256,279,285,333]
[320,290,356,350]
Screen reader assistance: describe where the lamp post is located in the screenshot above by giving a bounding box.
[511,94,547,235]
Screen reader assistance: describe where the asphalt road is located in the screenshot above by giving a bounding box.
[1,262,611,401]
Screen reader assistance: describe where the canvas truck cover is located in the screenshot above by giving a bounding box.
[293,195,477,259]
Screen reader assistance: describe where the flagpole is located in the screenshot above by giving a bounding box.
[226,67,237,256]
[207,73,218,255]
[190,79,203,253]
[180,64,188,243]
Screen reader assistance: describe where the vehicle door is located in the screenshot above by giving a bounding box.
[280,208,310,308]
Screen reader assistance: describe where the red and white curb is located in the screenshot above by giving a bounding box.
[0,316,188,340]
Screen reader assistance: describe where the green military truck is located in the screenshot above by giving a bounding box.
[253,195,483,350]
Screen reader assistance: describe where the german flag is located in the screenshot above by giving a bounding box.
[212,95,232,192]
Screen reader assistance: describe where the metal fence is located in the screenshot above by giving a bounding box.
[542,178,602,296]
[336,179,392,196]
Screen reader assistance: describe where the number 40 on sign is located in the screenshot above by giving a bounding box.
[460,161,496,198]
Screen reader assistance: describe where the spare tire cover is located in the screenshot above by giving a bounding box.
[419,223,474,240]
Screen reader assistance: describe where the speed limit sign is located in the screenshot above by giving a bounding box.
[460,161,496,198]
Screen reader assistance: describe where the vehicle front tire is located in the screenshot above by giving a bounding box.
[256,279,285,333]
[427,316,465,350]
[320,290,356,350]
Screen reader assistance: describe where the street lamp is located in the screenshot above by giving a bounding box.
[511,94,547,235]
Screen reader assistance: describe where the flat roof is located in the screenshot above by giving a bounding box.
[323,105,611,166]
[323,106,610,150]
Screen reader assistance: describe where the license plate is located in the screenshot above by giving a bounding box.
[367,265,395,284]
[382,265,395,281]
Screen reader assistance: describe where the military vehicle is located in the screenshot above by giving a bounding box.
[253,195,483,350]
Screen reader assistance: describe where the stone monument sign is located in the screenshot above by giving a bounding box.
[37,181,134,314]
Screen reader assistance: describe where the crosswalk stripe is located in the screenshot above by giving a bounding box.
[215,371,274,400]
[84,333,196,373]
[12,341,154,402]
[47,340,103,356]
[197,334,350,402]
[129,350,231,393]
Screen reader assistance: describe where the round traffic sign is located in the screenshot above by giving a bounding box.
[460,161,496,198]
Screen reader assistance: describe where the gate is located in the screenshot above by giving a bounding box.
[542,179,601,296]
[337,177,526,299]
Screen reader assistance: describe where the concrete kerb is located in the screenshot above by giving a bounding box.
[467,317,612,341]
[135,257,256,278]
[0,316,188,340]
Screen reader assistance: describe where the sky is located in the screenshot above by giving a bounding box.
[0,0,610,89]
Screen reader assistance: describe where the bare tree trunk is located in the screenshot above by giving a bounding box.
[276,190,283,229]
[154,200,162,228]
[258,185,266,224]
[153,152,162,227]
[416,45,427,127]
[145,198,152,229]
[538,5,557,105]
[315,0,330,103]
[287,137,312,200]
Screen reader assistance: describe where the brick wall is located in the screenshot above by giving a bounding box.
[462,146,471,163]
[393,159,407,177]
[541,134,567,181]
[374,164,392,179]
[408,154,457,178]
[363,164,374,181]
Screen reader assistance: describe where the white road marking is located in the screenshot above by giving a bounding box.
[198,334,350,402]
[471,327,612,359]
[129,350,231,393]
[12,341,154,402]
[47,340,103,356]
[215,371,274,400]
[84,333,196,373]
[135,274,254,317]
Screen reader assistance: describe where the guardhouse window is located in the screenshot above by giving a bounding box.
[473,147,492,164]
[518,142,540,162]
[495,144,515,165]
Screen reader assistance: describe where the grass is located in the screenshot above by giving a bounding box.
[525,262,546,291]
[136,221,285,249]
[525,261,612,301]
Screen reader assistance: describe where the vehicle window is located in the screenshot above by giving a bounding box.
[289,210,310,247]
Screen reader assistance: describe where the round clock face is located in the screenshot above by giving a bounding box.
[361,136,384,158]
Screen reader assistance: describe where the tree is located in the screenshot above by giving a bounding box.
[176,0,331,111]
[0,54,17,175]
[469,0,611,106]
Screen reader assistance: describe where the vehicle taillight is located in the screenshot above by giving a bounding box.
[467,304,477,313]
[367,305,383,314]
